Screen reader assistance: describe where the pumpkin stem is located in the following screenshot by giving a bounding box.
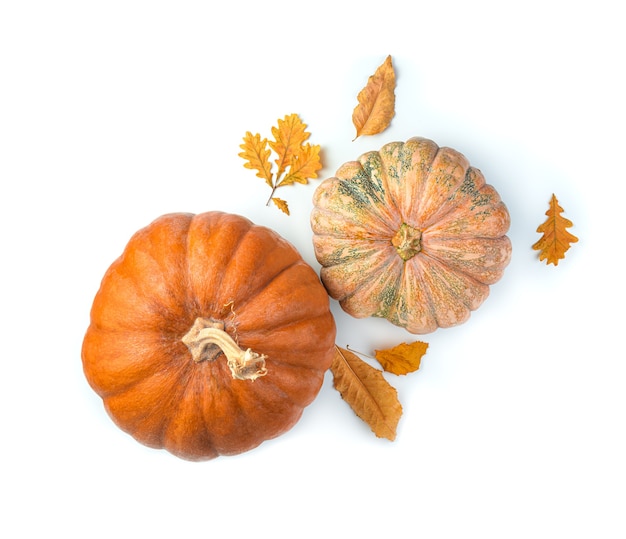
[182,317,268,381]
[392,223,422,261]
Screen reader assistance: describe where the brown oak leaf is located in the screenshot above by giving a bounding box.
[330,346,402,441]
[532,193,578,265]
[352,55,396,140]
[375,341,428,375]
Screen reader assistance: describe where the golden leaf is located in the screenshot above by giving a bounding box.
[375,341,428,375]
[279,143,322,186]
[352,55,396,140]
[331,346,402,441]
[270,113,310,178]
[240,114,322,214]
[532,193,578,265]
[238,132,273,187]
[271,197,290,215]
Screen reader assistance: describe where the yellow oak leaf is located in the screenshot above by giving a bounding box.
[352,55,396,140]
[240,114,322,214]
[280,143,322,186]
[331,346,402,441]
[375,341,428,375]
[270,113,310,178]
[532,194,578,265]
[238,132,273,187]
[271,197,290,215]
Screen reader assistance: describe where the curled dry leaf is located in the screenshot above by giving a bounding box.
[330,346,402,441]
[375,341,428,375]
[532,193,578,265]
[352,55,396,140]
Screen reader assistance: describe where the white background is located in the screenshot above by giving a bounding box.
[2,1,625,537]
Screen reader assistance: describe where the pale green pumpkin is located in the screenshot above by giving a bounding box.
[310,137,512,334]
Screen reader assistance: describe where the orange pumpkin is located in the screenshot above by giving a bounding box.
[82,211,336,461]
[311,137,511,334]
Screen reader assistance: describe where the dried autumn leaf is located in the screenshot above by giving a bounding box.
[238,132,273,187]
[331,346,402,441]
[375,341,428,375]
[271,197,289,215]
[532,193,578,265]
[352,55,396,140]
[239,114,322,214]
[280,144,322,186]
[270,113,310,178]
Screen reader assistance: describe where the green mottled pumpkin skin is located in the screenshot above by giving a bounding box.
[310,137,512,334]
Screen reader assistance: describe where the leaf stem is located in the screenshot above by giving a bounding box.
[346,344,376,360]
[266,185,277,206]
[265,172,284,205]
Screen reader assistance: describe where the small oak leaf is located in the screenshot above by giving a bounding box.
[269,113,311,178]
[375,341,428,375]
[331,346,402,441]
[352,55,396,140]
[532,193,578,265]
[239,132,273,187]
[271,197,290,215]
[280,143,322,186]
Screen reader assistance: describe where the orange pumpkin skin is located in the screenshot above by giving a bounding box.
[82,211,336,461]
[311,137,512,334]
